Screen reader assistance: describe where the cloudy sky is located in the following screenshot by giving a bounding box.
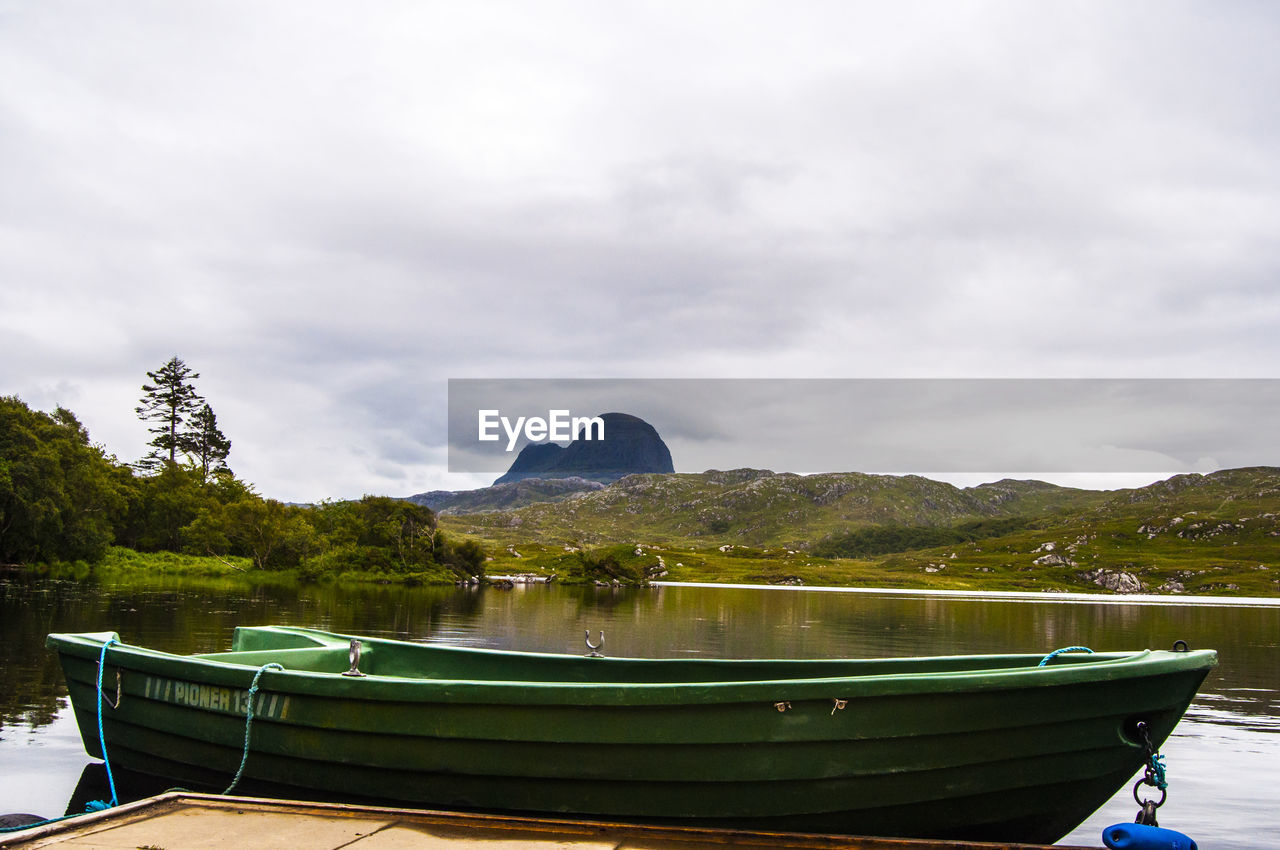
[3,2,1278,502]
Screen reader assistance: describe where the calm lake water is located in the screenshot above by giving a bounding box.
[1,573,1276,848]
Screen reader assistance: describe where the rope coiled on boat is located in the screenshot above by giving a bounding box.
[222,662,285,795]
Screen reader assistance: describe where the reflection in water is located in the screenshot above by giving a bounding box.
[1188,693,1280,732]
[1,575,1277,848]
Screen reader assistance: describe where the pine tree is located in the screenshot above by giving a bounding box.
[135,356,204,472]
[188,403,232,481]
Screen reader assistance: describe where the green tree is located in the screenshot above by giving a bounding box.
[188,403,232,481]
[220,497,316,570]
[125,464,212,551]
[314,496,438,572]
[568,544,649,585]
[297,497,486,579]
[135,356,204,472]
[437,534,486,578]
[354,496,438,570]
[181,501,232,557]
[0,397,128,564]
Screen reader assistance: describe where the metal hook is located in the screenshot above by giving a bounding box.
[99,669,122,710]
[831,698,848,715]
[342,638,367,677]
[584,630,605,657]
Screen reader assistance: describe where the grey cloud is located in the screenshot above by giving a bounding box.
[450,379,1280,475]
[3,2,1279,499]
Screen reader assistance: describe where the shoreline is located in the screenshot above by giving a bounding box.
[652,580,1280,607]
[13,561,1280,606]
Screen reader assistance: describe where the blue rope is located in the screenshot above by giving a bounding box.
[3,646,289,835]
[222,663,284,795]
[94,637,121,808]
[2,639,123,835]
[1149,752,1169,790]
[0,812,81,834]
[1038,645,1094,667]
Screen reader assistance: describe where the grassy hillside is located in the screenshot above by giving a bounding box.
[441,467,1280,596]
[445,469,1108,548]
[405,476,604,514]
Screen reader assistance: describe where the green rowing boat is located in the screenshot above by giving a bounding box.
[46,627,1215,844]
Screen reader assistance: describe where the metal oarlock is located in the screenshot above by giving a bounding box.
[342,638,367,677]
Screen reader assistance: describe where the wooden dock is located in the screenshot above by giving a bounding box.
[0,793,1099,850]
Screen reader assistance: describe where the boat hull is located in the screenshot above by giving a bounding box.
[47,627,1215,844]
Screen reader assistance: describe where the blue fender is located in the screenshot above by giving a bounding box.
[1103,822,1198,850]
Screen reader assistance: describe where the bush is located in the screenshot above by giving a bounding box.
[568,544,652,585]
[812,517,1038,559]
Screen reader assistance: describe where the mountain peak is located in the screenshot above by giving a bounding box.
[494,412,674,485]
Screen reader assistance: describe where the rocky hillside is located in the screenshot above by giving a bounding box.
[406,476,605,515]
[447,468,1108,547]
[448,467,1280,596]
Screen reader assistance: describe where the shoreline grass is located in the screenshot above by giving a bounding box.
[21,531,1280,599]
[468,535,1280,597]
[26,547,468,587]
